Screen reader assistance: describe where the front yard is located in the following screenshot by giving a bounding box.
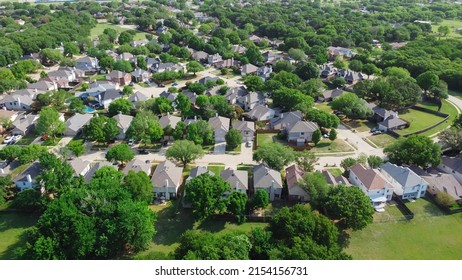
[366,133,397,148]
[310,138,355,154]
[346,198,462,259]
[207,163,225,175]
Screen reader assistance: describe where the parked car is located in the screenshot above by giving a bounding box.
[370,127,379,133]
[128,139,135,146]
[13,135,22,142]
[246,141,252,147]
[323,134,329,138]
[138,149,149,154]
[372,130,382,135]
[3,136,13,144]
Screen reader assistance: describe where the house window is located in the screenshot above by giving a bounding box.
[274,194,280,198]
[301,132,305,135]
[421,191,425,195]
[453,170,455,173]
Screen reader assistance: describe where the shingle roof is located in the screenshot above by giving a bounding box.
[287,121,319,134]
[380,162,423,188]
[247,105,274,120]
[232,120,255,133]
[102,89,122,101]
[378,115,407,129]
[285,164,304,190]
[270,111,303,129]
[123,159,151,175]
[151,160,183,188]
[84,161,114,184]
[159,114,182,129]
[241,63,258,75]
[220,168,248,191]
[113,113,133,130]
[208,116,230,132]
[188,166,214,181]
[254,164,283,189]
[350,163,391,191]
[66,113,93,133]
[107,70,127,79]
[12,114,38,133]
[128,91,149,103]
[68,158,91,177]
[441,156,462,173]
[15,162,42,182]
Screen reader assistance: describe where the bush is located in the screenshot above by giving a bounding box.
[435,192,455,208]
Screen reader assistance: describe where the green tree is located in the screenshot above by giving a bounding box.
[118,30,134,45]
[295,151,318,172]
[244,75,264,92]
[176,93,190,116]
[63,42,80,57]
[35,107,66,141]
[331,92,372,119]
[123,170,153,203]
[324,185,374,230]
[383,67,411,79]
[166,140,204,167]
[248,227,273,260]
[99,56,115,71]
[105,144,135,165]
[333,56,346,69]
[253,142,295,171]
[384,135,442,167]
[225,128,242,148]
[362,63,381,78]
[417,71,439,94]
[11,189,41,212]
[250,189,269,210]
[435,191,454,208]
[108,98,132,116]
[295,61,320,80]
[18,144,47,165]
[37,153,75,196]
[348,60,363,72]
[185,173,231,220]
[103,28,118,43]
[69,97,85,114]
[126,111,163,145]
[288,48,306,61]
[331,77,346,88]
[301,172,330,210]
[153,97,174,115]
[245,45,264,66]
[312,129,321,146]
[68,140,85,157]
[226,191,248,222]
[84,115,119,144]
[123,85,134,96]
[113,60,133,72]
[367,155,383,169]
[0,145,22,164]
[340,157,358,175]
[328,128,337,141]
[437,25,450,37]
[136,56,147,70]
[40,48,62,65]
[186,61,204,75]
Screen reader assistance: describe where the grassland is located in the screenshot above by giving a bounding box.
[207,163,225,175]
[0,212,39,260]
[90,23,148,40]
[396,108,445,136]
[310,138,355,154]
[366,133,397,148]
[431,19,462,39]
[346,199,462,260]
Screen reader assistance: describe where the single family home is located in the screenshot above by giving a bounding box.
[152,160,183,200]
[285,164,309,201]
[380,162,427,200]
[253,164,283,201]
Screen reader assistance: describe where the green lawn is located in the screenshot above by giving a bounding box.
[366,133,397,148]
[207,164,225,175]
[256,133,277,147]
[225,143,241,154]
[41,137,62,147]
[136,201,267,259]
[90,23,148,40]
[315,102,333,114]
[343,119,376,133]
[0,212,39,260]
[311,138,355,154]
[432,19,462,39]
[326,168,342,177]
[417,101,440,111]
[346,199,462,260]
[396,109,445,136]
[419,99,458,137]
[15,134,38,146]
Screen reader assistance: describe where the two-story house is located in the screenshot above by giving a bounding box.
[380,162,427,200]
[152,160,183,200]
[253,164,283,201]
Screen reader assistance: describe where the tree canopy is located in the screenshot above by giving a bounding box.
[253,142,295,171]
[384,135,441,167]
[165,140,204,167]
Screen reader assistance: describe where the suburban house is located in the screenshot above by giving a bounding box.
[224,86,248,106]
[152,160,183,200]
[241,63,259,76]
[147,57,161,70]
[438,156,462,184]
[253,164,283,201]
[128,91,149,105]
[367,102,407,131]
[159,91,177,102]
[319,88,345,102]
[153,63,183,73]
[231,45,246,54]
[319,63,338,79]
[220,168,248,194]
[159,113,182,129]
[242,91,265,111]
[270,111,303,131]
[380,162,427,200]
[349,163,394,211]
[287,121,319,145]
[14,162,42,191]
[46,69,78,88]
[118,52,135,63]
[285,164,309,201]
[257,65,273,81]
[84,161,114,184]
[76,56,99,73]
[322,170,350,186]
[327,46,357,60]
[232,119,255,142]
[123,159,152,176]
[207,53,223,65]
[27,80,57,92]
[65,113,93,136]
[113,113,134,140]
[131,69,150,83]
[336,69,366,84]
[198,76,219,86]
[215,58,240,69]
[11,114,39,136]
[247,105,277,121]
[99,89,123,109]
[1,89,41,111]
[0,110,21,133]
[411,166,462,204]
[68,158,91,177]
[106,70,132,86]
[186,166,214,183]
[191,50,209,62]
[131,39,149,47]
[378,115,408,132]
[209,115,230,142]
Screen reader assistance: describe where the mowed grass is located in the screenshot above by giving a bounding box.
[396,108,445,136]
[136,201,267,258]
[420,99,459,137]
[366,133,397,148]
[311,138,354,154]
[90,23,147,40]
[0,212,39,260]
[207,164,225,175]
[432,19,462,39]
[256,133,277,147]
[346,199,462,260]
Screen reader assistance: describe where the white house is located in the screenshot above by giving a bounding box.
[380,162,427,200]
[152,160,183,200]
[14,162,41,191]
[253,164,283,201]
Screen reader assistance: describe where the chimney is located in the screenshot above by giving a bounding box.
[165,179,170,200]
[235,181,239,191]
[16,97,21,105]
[167,111,170,117]
[26,174,32,183]
[438,172,442,177]
[215,112,218,117]
[280,113,283,119]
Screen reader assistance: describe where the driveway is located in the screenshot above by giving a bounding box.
[213,142,226,155]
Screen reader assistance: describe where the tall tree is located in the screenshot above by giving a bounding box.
[165,140,204,167]
[126,111,163,145]
[105,144,135,165]
[225,128,242,148]
[108,99,132,116]
[186,61,204,75]
[35,107,66,141]
[312,129,321,146]
[244,75,264,92]
[301,172,330,210]
[253,142,295,171]
[67,140,85,157]
[84,115,119,144]
[295,151,318,172]
[331,92,373,119]
[123,170,153,203]
[384,135,441,167]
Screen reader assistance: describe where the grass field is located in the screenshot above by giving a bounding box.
[366,133,397,148]
[343,119,376,132]
[419,99,459,137]
[432,19,462,39]
[207,164,225,175]
[311,138,354,154]
[0,212,39,260]
[256,133,278,147]
[346,199,462,259]
[90,23,148,40]
[396,108,445,136]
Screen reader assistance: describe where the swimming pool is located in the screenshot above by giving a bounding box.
[84,106,95,113]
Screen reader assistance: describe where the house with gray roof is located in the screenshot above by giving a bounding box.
[84,161,114,184]
[241,63,258,76]
[14,162,42,191]
[65,113,93,136]
[153,63,183,73]
[76,56,99,73]
[152,160,183,200]
[207,53,223,65]
[224,86,248,106]
[270,111,303,131]
[113,113,133,140]
[27,80,57,92]
[186,166,214,183]
[128,91,149,105]
[319,88,345,102]
[198,76,219,86]
[1,89,41,111]
[232,119,255,142]
[231,45,246,54]
[209,115,230,142]
[286,164,308,201]
[378,115,408,132]
[247,105,277,121]
[322,170,350,186]
[12,114,39,136]
[131,68,150,83]
[254,164,283,201]
[319,63,338,79]
[257,65,272,81]
[123,159,151,176]
[159,113,182,129]
[380,162,427,200]
[241,91,265,111]
[131,39,149,47]
[366,102,399,123]
[191,50,209,62]
[221,168,248,194]
[68,158,91,177]
[438,156,462,185]
[118,52,135,63]
[287,121,319,145]
[159,91,177,102]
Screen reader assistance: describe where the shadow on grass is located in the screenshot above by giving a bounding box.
[0,230,29,260]
[151,202,194,246]
[0,212,39,260]
[197,218,227,233]
[315,142,330,149]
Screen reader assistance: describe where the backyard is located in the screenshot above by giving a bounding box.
[346,198,462,259]
[395,108,445,136]
[90,23,149,40]
[0,212,39,260]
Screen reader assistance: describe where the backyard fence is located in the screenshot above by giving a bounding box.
[392,193,414,220]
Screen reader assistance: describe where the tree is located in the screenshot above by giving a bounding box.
[35,107,66,141]
[301,172,330,210]
[298,79,325,98]
[108,98,132,116]
[126,111,163,145]
[11,188,41,212]
[187,82,207,95]
[439,128,462,152]
[103,28,118,43]
[118,30,134,45]
[37,153,75,196]
[417,71,439,94]
[340,157,357,173]
[328,128,337,141]
[245,45,264,66]
[333,56,346,69]
[84,115,119,144]
[185,173,231,220]
[0,145,22,164]
[40,48,62,65]
[63,42,79,57]
[153,97,174,115]
[331,92,373,119]
[437,25,450,37]
[454,115,462,129]
[348,60,363,72]
[312,129,321,146]
[123,85,134,96]
[113,60,133,72]
[244,75,264,92]
[325,185,374,230]
[99,56,115,71]
[186,61,204,75]
[249,227,273,260]
[123,171,152,203]
[166,140,204,167]
[288,48,306,61]
[331,77,346,88]
[383,67,410,79]
[225,128,242,148]
[250,189,269,210]
[272,88,314,114]
[362,63,381,78]
[68,140,85,157]
[253,142,295,171]
[295,61,320,80]
[18,144,47,165]
[105,144,135,165]
[69,97,85,114]
[0,116,13,132]
[435,192,454,208]
[226,191,248,222]
[367,155,383,169]
[306,109,339,128]
[176,93,190,116]
[210,95,233,117]
[136,56,147,70]
[296,151,318,172]
[384,135,441,167]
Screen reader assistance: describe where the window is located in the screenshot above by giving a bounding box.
[301,132,304,135]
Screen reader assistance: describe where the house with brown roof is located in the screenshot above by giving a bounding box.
[241,63,259,76]
[438,156,462,185]
[285,164,308,201]
[254,164,283,201]
[106,70,132,86]
[321,170,350,186]
[152,160,183,200]
[349,163,394,211]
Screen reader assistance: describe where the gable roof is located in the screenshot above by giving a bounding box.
[128,91,149,103]
[107,70,128,79]
[220,168,248,191]
[350,164,391,190]
[68,158,91,177]
[12,114,38,133]
[131,68,148,77]
[322,88,344,99]
[66,113,93,133]
[151,160,183,188]
[159,91,177,102]
[378,115,407,129]
[159,114,182,129]
[14,162,42,183]
[288,121,319,134]
[232,119,255,133]
[367,102,396,120]
[113,113,133,130]
[381,162,424,189]
[247,105,275,120]
[101,89,122,101]
[285,164,305,190]
[270,111,303,129]
[208,115,230,132]
[187,166,214,182]
[241,63,258,75]
[254,164,283,189]
[441,156,462,173]
[84,161,114,184]
[123,159,151,175]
